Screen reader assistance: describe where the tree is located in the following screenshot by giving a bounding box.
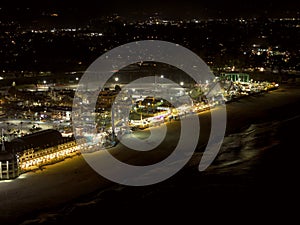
[114,85,121,93]
[189,87,204,102]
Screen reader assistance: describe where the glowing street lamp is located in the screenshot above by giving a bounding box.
[180,81,184,86]
[115,77,119,82]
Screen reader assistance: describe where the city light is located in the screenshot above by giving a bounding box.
[0,4,299,225]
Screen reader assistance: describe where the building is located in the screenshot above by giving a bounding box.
[220,73,250,82]
[0,151,19,180]
[96,89,118,110]
[0,129,83,180]
[0,129,19,179]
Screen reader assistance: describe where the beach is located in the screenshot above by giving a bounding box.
[1,84,299,224]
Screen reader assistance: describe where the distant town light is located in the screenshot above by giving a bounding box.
[76,77,79,81]
[180,81,184,86]
[43,80,47,84]
[115,77,119,82]
[160,75,164,78]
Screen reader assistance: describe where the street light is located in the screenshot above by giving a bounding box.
[115,77,119,82]
[180,81,184,86]
[43,80,47,84]
[147,102,151,114]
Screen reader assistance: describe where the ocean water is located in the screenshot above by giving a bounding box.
[19,111,300,224]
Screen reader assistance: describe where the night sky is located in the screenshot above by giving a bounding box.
[0,0,299,20]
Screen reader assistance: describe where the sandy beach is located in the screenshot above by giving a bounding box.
[1,84,299,224]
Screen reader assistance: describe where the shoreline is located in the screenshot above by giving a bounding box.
[1,84,299,224]
[19,113,300,224]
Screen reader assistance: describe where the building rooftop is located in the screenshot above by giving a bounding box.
[6,129,66,153]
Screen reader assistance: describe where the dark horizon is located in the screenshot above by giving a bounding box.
[0,0,299,21]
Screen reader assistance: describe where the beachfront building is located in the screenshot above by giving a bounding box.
[0,129,19,179]
[17,139,79,171]
[0,129,84,179]
[0,149,19,180]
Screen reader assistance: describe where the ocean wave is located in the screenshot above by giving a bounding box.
[211,114,300,170]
